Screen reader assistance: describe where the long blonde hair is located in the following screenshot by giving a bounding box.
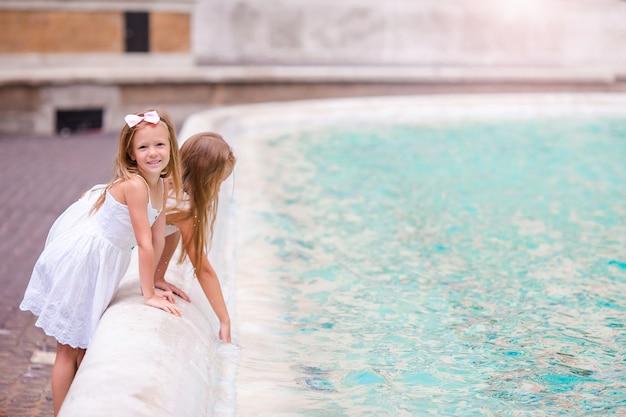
[170,132,236,266]
[92,109,182,212]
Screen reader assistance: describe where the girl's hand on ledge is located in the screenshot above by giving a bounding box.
[155,287,176,303]
[155,279,191,302]
[146,295,183,317]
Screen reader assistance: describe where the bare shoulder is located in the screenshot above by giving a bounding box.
[108,177,147,205]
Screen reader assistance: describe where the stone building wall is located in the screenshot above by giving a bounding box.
[0,9,190,54]
[0,0,625,135]
[194,0,626,68]
[0,0,195,134]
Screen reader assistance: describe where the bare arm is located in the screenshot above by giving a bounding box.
[179,216,231,342]
[154,230,192,302]
[150,209,178,303]
[151,178,171,274]
[155,230,179,283]
[151,210,166,274]
[125,179,181,316]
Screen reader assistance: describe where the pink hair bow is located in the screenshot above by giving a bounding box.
[124,111,160,128]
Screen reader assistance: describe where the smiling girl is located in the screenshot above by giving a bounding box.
[20,110,183,416]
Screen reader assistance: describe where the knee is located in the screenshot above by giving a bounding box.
[55,343,80,362]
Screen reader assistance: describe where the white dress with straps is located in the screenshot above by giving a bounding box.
[20,177,161,349]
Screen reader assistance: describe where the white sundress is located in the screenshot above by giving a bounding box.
[20,177,161,349]
[164,190,190,237]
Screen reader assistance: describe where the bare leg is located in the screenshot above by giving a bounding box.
[52,342,86,416]
[76,348,86,369]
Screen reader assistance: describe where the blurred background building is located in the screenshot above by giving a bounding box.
[1,0,625,135]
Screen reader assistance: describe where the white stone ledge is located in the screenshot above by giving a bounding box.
[178,92,626,143]
[0,63,619,86]
[58,254,238,417]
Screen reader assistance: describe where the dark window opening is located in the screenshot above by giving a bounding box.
[125,11,150,52]
[56,109,104,135]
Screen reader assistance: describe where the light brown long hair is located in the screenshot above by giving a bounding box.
[169,132,236,266]
[92,109,182,212]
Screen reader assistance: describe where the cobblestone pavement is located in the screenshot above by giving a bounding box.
[0,131,117,417]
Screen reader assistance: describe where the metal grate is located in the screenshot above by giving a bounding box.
[55,108,104,135]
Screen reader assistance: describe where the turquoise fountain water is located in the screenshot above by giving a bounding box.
[233,117,626,416]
